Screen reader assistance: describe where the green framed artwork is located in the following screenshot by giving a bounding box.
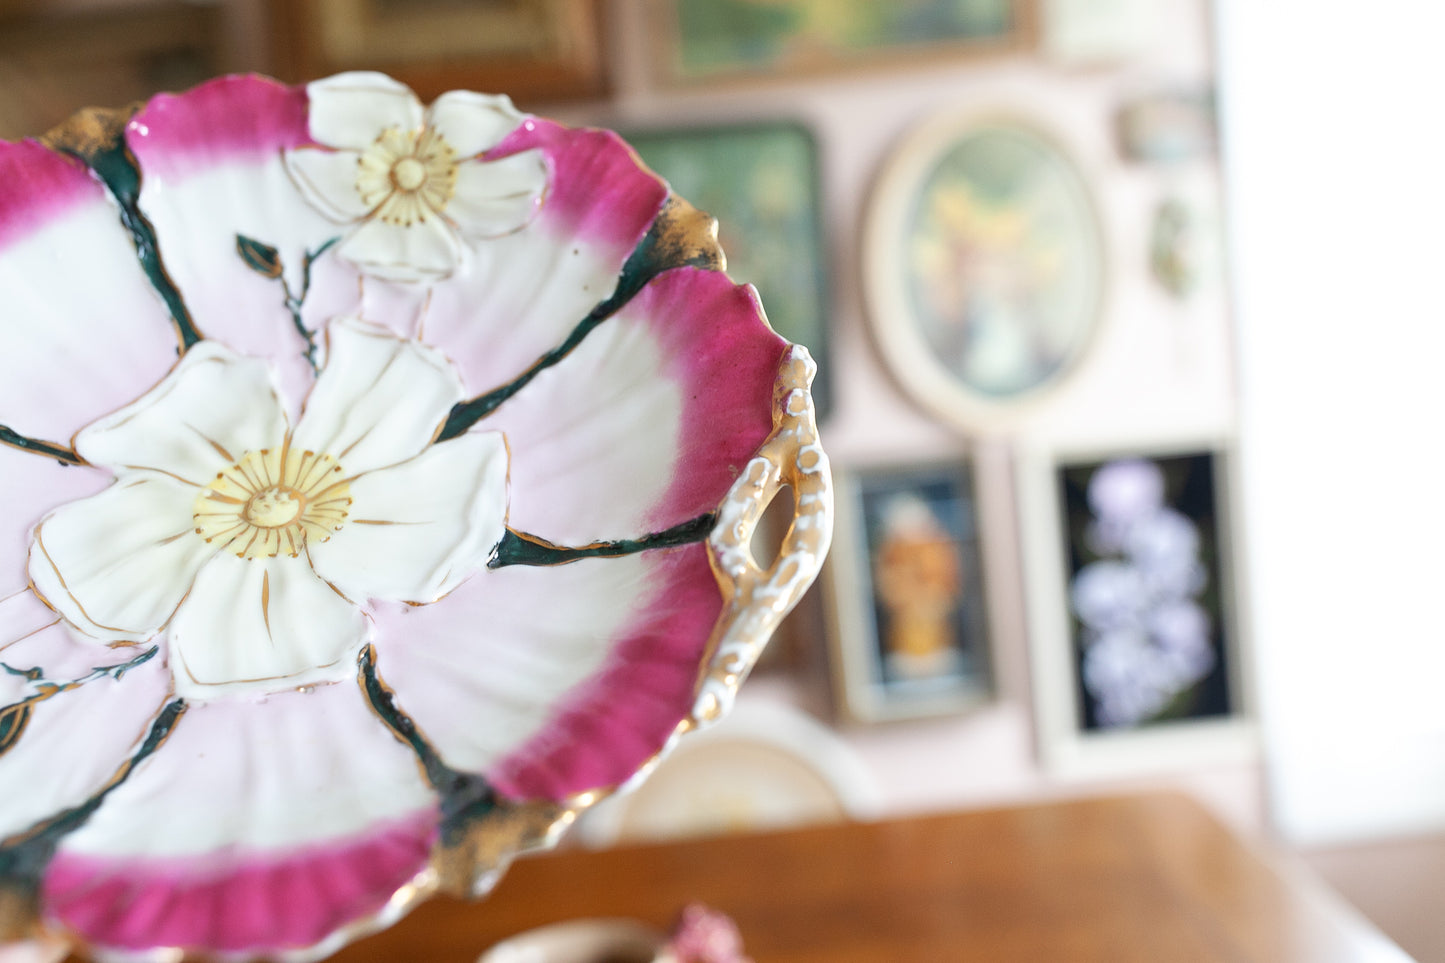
[653,0,1031,83]
[624,121,832,417]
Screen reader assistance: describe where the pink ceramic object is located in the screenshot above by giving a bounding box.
[0,73,830,961]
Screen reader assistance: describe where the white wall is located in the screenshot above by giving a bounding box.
[1217,1,1445,844]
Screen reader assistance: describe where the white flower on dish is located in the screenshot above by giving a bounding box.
[27,319,509,700]
[284,71,548,283]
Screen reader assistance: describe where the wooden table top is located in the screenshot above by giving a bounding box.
[328,791,1405,963]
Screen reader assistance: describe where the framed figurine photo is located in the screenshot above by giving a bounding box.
[863,111,1106,433]
[824,460,993,723]
[1018,441,1254,773]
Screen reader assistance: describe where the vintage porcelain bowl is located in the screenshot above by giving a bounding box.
[0,72,830,961]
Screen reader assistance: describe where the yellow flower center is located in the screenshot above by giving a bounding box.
[355,126,458,226]
[193,446,352,560]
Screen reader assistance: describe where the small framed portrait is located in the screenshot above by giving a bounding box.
[824,461,993,723]
[1114,88,1217,165]
[620,121,832,416]
[650,0,1032,86]
[1018,441,1253,772]
[863,111,1106,433]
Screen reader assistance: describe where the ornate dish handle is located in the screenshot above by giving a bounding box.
[695,344,832,726]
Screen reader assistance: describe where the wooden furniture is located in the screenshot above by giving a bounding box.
[330,791,1408,963]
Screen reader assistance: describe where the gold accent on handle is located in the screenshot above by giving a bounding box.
[692,344,833,726]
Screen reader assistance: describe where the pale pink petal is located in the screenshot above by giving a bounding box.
[283,146,373,223]
[308,430,507,604]
[307,72,423,151]
[292,318,463,475]
[28,473,214,642]
[447,150,547,238]
[425,89,525,158]
[0,621,170,839]
[167,553,365,700]
[0,140,177,444]
[419,121,668,395]
[128,76,356,413]
[74,340,287,485]
[488,266,785,546]
[336,213,462,282]
[370,543,722,799]
[0,450,109,599]
[44,682,436,955]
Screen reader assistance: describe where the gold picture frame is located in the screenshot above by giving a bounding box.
[271,0,607,105]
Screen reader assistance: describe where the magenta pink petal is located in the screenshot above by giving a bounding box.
[420,120,669,396]
[373,542,723,803]
[0,141,179,445]
[126,75,312,180]
[625,267,786,530]
[488,119,668,257]
[493,265,786,544]
[0,141,96,248]
[489,543,722,799]
[43,813,435,953]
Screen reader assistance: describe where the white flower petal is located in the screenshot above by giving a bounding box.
[291,317,464,474]
[75,341,288,485]
[448,151,547,238]
[283,147,373,224]
[308,430,507,604]
[334,214,462,282]
[28,473,214,641]
[168,553,365,700]
[425,90,525,158]
[307,72,423,150]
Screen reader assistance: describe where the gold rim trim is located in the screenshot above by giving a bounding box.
[39,103,143,161]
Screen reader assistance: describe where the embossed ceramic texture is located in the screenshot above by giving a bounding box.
[0,72,831,961]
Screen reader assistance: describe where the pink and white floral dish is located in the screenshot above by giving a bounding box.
[0,72,831,961]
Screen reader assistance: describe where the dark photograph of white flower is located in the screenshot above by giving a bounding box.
[1058,451,1234,732]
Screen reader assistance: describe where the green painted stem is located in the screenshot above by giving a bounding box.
[489,512,716,569]
[0,425,83,465]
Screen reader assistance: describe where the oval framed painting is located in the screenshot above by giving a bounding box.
[864,112,1105,431]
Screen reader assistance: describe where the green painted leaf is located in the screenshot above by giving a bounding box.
[236,234,283,278]
[0,700,33,758]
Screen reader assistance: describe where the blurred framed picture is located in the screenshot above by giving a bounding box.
[621,121,831,417]
[823,460,993,723]
[1115,88,1217,164]
[651,0,1032,85]
[863,111,1105,433]
[0,2,225,140]
[271,0,607,105]
[1018,440,1254,772]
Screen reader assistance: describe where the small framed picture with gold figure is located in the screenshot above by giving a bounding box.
[824,460,994,722]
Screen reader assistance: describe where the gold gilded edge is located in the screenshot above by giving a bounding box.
[646,194,727,275]
[38,103,143,161]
